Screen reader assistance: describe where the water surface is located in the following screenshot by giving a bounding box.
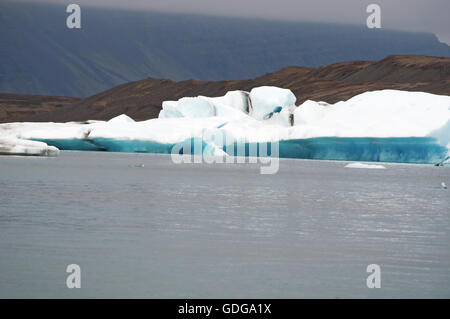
[0,151,449,298]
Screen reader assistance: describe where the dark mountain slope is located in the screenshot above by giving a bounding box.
[1,2,449,97]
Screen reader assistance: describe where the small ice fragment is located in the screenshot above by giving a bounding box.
[442,182,447,189]
[345,162,386,169]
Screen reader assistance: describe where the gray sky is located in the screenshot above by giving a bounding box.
[24,0,450,44]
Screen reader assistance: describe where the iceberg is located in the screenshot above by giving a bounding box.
[0,121,103,151]
[0,88,449,164]
[0,137,59,156]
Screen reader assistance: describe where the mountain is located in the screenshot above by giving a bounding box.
[1,55,449,123]
[1,2,450,97]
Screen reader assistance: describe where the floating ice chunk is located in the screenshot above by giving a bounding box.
[345,162,386,169]
[249,86,296,120]
[0,137,59,156]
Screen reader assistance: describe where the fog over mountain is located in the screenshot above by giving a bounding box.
[1,1,449,97]
[19,0,450,44]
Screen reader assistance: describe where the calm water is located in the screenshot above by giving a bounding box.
[0,151,449,298]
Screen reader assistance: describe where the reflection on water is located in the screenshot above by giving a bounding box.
[0,151,449,298]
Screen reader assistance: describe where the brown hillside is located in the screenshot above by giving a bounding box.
[1,55,449,123]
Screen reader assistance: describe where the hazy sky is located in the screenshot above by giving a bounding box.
[21,0,450,44]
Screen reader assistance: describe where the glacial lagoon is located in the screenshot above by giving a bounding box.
[0,151,449,298]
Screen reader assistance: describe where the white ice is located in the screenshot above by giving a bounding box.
[345,162,386,169]
[0,88,449,161]
[0,137,59,156]
[249,86,296,120]
[291,90,450,139]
